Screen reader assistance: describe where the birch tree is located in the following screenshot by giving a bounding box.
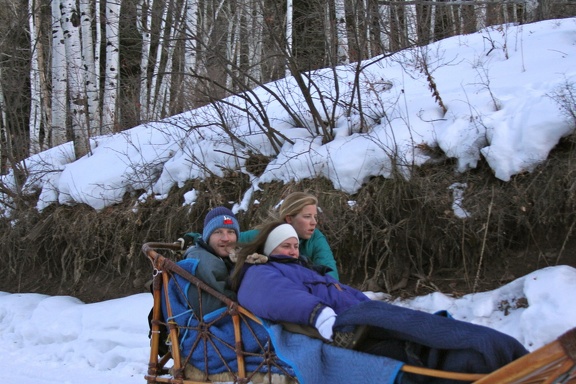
[405,1,418,45]
[95,0,102,93]
[155,0,187,118]
[246,0,264,85]
[60,0,91,157]
[0,67,7,170]
[79,0,100,133]
[148,0,169,120]
[285,0,293,77]
[183,0,199,102]
[378,3,391,53]
[28,0,43,154]
[334,0,350,64]
[225,2,242,90]
[428,1,437,44]
[102,0,122,133]
[51,0,68,146]
[137,0,154,122]
[363,0,372,58]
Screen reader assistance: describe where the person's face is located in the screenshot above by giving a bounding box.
[271,237,300,258]
[285,204,317,240]
[208,228,237,257]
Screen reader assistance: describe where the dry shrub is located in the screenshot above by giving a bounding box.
[2,141,576,301]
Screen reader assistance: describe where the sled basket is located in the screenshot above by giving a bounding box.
[142,242,576,384]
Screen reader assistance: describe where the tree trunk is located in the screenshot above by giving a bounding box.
[183,0,199,105]
[80,0,100,134]
[137,0,154,122]
[28,0,43,155]
[285,0,293,77]
[405,2,417,45]
[378,4,391,53]
[334,0,350,64]
[149,0,169,120]
[153,0,184,118]
[102,0,122,133]
[225,1,241,90]
[363,0,372,58]
[51,0,69,147]
[61,0,91,158]
[0,67,8,172]
[246,0,263,86]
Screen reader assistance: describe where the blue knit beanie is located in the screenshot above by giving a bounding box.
[202,206,240,241]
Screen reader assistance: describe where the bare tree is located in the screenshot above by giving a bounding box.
[60,0,91,157]
[137,0,154,122]
[183,0,199,101]
[246,0,264,85]
[102,0,122,133]
[51,0,68,147]
[28,0,44,154]
[80,0,101,134]
[335,0,350,64]
[148,0,169,120]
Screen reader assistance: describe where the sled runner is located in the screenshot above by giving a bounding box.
[142,242,576,384]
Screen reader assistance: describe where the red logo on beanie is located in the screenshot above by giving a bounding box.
[223,216,233,225]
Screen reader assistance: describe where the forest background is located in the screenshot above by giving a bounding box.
[1,0,576,302]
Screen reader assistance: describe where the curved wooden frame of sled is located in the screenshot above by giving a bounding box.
[143,242,294,384]
[472,326,576,384]
[142,242,576,384]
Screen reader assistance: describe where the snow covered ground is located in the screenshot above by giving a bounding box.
[1,265,575,383]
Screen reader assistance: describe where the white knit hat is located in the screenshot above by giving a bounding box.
[264,224,299,256]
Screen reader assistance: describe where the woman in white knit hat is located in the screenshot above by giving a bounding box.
[230,220,367,341]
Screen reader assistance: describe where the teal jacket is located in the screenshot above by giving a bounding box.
[239,228,339,280]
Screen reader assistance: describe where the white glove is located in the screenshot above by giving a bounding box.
[314,307,337,341]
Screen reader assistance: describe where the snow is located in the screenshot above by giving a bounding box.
[1,266,575,382]
[0,17,576,382]
[1,19,575,215]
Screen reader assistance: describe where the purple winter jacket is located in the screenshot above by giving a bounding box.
[237,255,370,327]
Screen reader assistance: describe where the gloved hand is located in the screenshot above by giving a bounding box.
[229,251,268,264]
[229,248,239,262]
[176,233,200,250]
[314,307,337,341]
[246,253,268,264]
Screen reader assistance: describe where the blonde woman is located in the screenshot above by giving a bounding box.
[240,192,339,280]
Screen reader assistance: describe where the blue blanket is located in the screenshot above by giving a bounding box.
[264,301,528,384]
[334,300,529,374]
[162,263,293,375]
[264,321,404,384]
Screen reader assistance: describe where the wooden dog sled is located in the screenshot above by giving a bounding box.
[142,242,576,384]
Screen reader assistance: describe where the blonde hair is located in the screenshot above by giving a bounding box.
[278,192,318,221]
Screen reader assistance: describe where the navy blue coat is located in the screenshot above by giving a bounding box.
[237,255,369,326]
